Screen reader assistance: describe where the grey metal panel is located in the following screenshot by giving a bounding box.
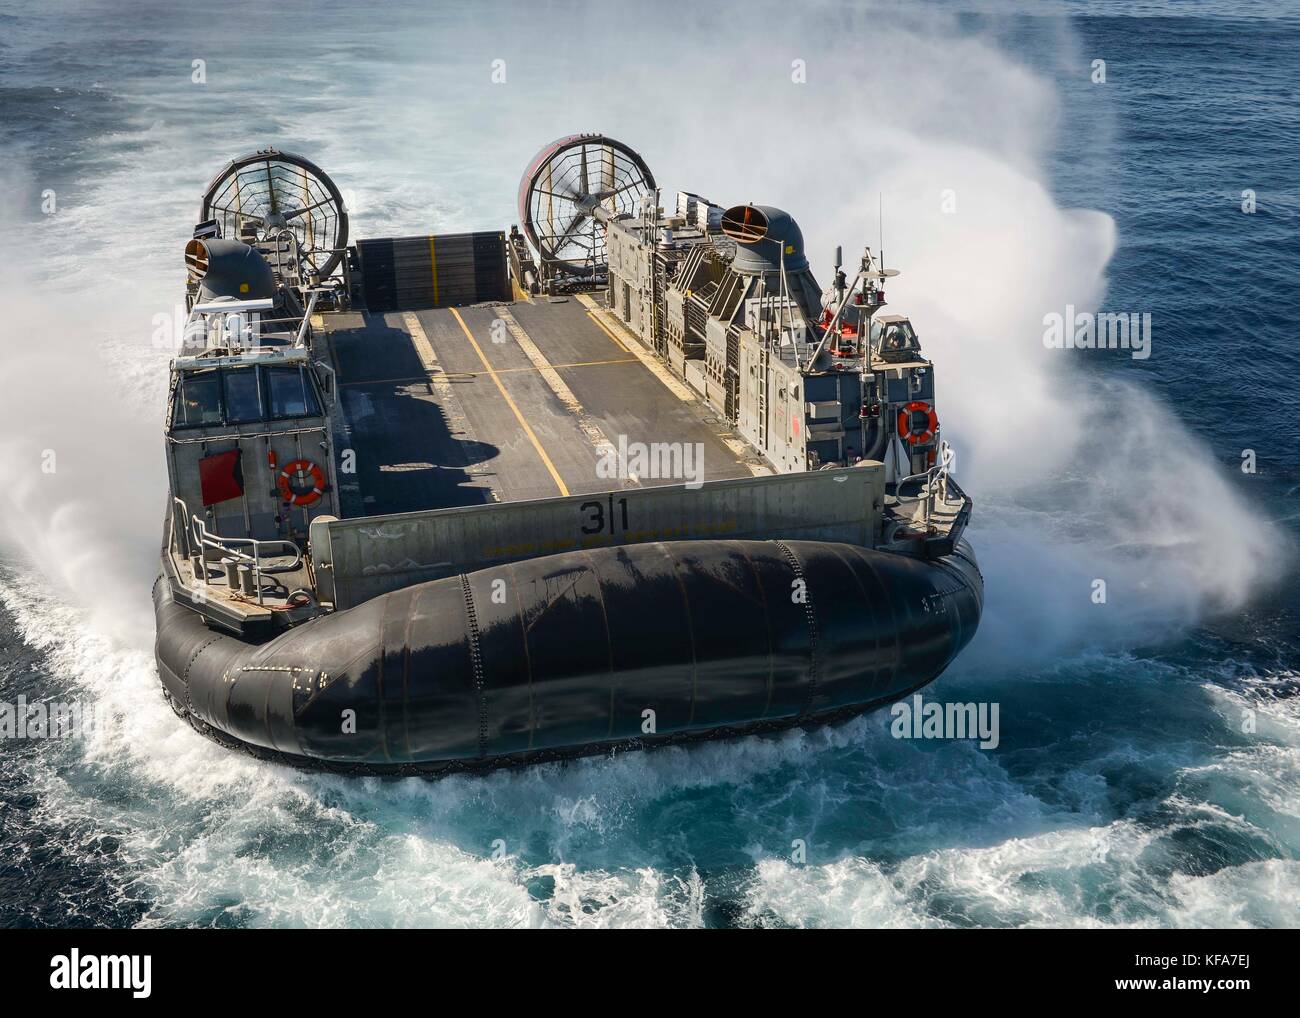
[319,466,884,609]
[665,288,686,331]
[168,418,334,541]
[685,359,707,396]
[704,315,728,365]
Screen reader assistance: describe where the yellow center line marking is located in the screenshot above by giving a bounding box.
[583,309,630,353]
[575,294,695,403]
[449,306,569,497]
[572,294,771,478]
[495,306,636,486]
[339,357,640,388]
[496,356,635,374]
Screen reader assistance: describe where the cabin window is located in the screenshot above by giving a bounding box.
[172,363,320,429]
[174,370,223,427]
[222,367,262,423]
[265,365,320,419]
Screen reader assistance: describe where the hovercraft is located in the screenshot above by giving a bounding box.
[154,138,982,773]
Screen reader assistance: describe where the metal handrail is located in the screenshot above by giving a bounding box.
[313,360,336,397]
[181,291,334,354]
[894,441,958,531]
[294,289,321,346]
[172,496,303,606]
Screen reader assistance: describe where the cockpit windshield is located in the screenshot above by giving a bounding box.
[871,318,918,354]
[171,363,321,430]
[223,367,263,423]
[265,365,317,418]
[175,369,223,426]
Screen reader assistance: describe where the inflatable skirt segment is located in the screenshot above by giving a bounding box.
[154,538,982,772]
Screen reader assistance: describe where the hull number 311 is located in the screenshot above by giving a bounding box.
[580,495,631,535]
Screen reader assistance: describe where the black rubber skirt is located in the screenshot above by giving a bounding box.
[154,539,982,773]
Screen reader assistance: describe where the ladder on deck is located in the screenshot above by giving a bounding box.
[256,230,302,289]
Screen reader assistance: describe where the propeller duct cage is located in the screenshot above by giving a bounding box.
[200,148,349,280]
[518,134,655,278]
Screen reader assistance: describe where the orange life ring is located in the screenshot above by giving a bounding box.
[897,400,938,446]
[277,459,326,507]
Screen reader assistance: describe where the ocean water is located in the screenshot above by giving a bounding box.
[0,0,1296,928]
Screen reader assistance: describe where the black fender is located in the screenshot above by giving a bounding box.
[154,539,982,769]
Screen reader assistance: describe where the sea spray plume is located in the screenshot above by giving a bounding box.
[545,0,1285,654]
[0,169,169,643]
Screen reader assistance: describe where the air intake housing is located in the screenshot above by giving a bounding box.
[720,204,809,275]
[184,238,277,301]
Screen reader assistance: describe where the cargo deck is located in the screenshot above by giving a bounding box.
[321,293,763,518]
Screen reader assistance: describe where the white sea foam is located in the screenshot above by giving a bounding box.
[745,819,1300,929]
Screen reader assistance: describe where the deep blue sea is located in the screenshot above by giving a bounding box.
[0,0,1296,927]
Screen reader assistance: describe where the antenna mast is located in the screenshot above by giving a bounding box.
[878,192,885,270]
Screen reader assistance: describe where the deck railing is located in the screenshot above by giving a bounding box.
[171,497,303,606]
[894,440,958,532]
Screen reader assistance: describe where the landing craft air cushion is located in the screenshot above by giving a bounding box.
[154,137,982,773]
